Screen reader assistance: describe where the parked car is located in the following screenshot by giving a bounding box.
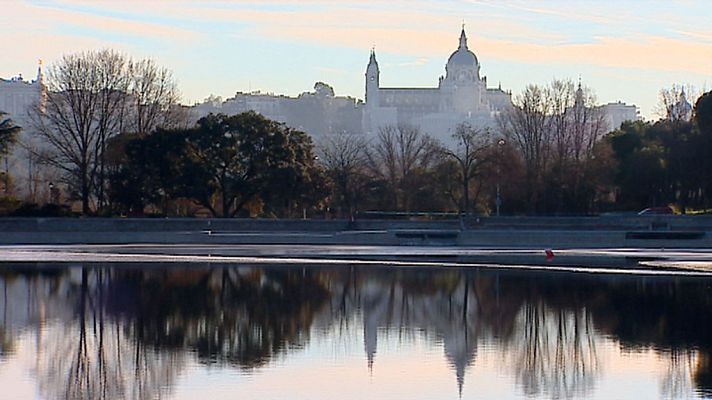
[637,206,674,215]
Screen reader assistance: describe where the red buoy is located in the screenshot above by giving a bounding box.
[545,249,555,262]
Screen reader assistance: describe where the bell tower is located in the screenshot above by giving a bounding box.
[365,48,380,106]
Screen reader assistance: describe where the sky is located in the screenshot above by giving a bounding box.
[2,0,712,120]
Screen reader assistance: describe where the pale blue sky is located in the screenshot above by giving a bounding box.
[3,0,711,119]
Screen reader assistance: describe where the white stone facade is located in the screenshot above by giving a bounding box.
[191,82,364,139]
[600,101,640,131]
[363,28,513,143]
[0,67,43,128]
[0,66,46,200]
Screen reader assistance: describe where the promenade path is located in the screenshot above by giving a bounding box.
[2,243,712,275]
[2,216,712,273]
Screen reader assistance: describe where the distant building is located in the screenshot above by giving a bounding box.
[192,82,364,138]
[600,101,640,131]
[0,63,44,128]
[191,27,639,144]
[667,88,694,122]
[191,28,512,144]
[0,63,46,200]
[566,82,640,133]
[363,27,512,143]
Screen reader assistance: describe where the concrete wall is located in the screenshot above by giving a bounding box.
[1,216,711,247]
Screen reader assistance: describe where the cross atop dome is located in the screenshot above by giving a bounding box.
[459,26,468,49]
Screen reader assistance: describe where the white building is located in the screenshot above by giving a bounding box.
[0,64,43,128]
[600,101,639,131]
[192,82,364,139]
[363,27,512,143]
[0,64,46,200]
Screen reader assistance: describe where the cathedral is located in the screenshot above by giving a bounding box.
[190,26,637,143]
[363,27,512,141]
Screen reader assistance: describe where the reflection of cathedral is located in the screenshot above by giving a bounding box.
[355,275,479,396]
[363,27,512,140]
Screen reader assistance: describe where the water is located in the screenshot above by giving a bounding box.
[1,263,711,399]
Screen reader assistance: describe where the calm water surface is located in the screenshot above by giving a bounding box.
[1,263,712,399]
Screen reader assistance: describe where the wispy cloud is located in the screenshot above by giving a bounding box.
[672,29,712,43]
[3,0,711,119]
[397,58,430,67]
[478,35,712,75]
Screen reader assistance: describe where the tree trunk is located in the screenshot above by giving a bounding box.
[462,174,470,215]
[81,164,91,215]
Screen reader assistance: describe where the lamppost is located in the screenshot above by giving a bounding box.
[48,181,59,205]
[496,139,506,217]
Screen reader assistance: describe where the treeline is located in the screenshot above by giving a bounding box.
[609,93,712,211]
[2,49,711,217]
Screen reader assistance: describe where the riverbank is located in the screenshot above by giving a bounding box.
[2,243,712,275]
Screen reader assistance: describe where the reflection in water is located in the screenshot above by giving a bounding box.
[1,264,712,399]
[34,269,185,400]
[509,304,599,398]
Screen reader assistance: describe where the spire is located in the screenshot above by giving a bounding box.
[369,47,378,65]
[459,25,468,49]
[574,75,584,107]
[36,59,44,84]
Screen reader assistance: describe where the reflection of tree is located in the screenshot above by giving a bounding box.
[695,352,712,396]
[106,266,330,369]
[0,266,67,362]
[510,303,599,398]
[1,276,10,359]
[35,268,185,400]
[660,350,696,398]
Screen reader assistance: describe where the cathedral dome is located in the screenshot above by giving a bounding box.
[446,28,478,68]
[443,27,481,83]
[447,48,478,68]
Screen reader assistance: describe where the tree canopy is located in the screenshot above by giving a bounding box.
[0,112,20,156]
[112,112,327,218]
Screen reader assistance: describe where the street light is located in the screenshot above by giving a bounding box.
[496,139,506,217]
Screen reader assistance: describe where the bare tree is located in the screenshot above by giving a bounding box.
[498,80,609,213]
[126,59,181,135]
[29,50,119,214]
[568,88,607,163]
[318,132,367,219]
[366,125,436,211]
[656,84,700,122]
[93,51,131,210]
[547,79,575,168]
[497,85,552,211]
[29,50,180,215]
[441,123,492,214]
